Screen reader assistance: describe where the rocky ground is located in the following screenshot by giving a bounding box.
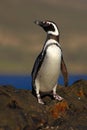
[0,79,87,130]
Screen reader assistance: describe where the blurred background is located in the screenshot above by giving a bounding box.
[0,0,87,87]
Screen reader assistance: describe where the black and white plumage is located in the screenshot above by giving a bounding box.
[31,20,68,104]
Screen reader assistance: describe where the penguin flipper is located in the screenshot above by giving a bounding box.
[31,51,45,91]
[61,55,68,87]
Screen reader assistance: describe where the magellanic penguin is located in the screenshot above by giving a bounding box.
[31,20,68,104]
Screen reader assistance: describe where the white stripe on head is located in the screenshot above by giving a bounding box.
[47,22,59,36]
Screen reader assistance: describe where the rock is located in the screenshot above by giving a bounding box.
[0,125,11,130]
[50,100,69,119]
[0,79,87,130]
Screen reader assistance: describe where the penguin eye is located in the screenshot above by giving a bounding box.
[43,21,50,25]
[46,22,51,25]
[43,21,46,24]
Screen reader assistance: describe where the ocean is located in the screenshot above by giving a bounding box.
[0,75,87,90]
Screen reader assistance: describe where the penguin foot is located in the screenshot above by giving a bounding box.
[38,98,44,104]
[53,94,63,101]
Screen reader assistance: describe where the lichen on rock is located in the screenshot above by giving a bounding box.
[0,79,87,130]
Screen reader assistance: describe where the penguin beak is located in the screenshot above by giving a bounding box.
[34,20,43,26]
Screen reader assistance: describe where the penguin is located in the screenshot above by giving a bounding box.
[31,20,68,104]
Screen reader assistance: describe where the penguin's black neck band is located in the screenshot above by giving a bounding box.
[47,34,59,42]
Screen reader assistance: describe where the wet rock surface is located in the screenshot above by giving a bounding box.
[0,79,87,130]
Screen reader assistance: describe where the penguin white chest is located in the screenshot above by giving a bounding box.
[36,45,62,92]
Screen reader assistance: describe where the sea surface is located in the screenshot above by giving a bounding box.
[0,75,87,90]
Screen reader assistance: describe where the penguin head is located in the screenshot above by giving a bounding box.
[34,20,59,36]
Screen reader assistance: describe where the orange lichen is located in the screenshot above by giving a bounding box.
[50,101,68,119]
[77,89,84,97]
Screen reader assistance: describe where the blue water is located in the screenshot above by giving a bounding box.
[0,75,87,90]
